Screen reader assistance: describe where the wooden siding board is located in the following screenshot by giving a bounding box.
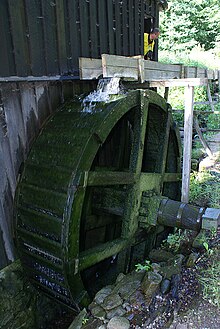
[0,0,16,76]
[134,0,140,54]
[67,0,81,73]
[8,0,31,76]
[122,0,129,56]
[63,1,72,73]
[98,0,108,55]
[89,0,99,58]
[25,0,46,76]
[128,0,135,55]
[2,85,26,177]
[19,83,39,148]
[107,0,115,54]
[115,0,122,55]
[41,1,59,75]
[0,198,14,264]
[139,0,144,55]
[55,0,68,75]
[79,0,90,58]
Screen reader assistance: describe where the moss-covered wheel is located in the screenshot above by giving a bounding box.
[15,89,181,310]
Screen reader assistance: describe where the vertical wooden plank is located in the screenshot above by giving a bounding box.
[139,0,144,55]
[128,0,135,55]
[19,82,39,149]
[25,0,46,76]
[67,0,81,74]
[134,0,139,54]
[63,1,72,73]
[115,0,122,55]
[1,85,26,177]
[8,0,31,76]
[0,0,16,76]
[98,0,108,55]
[55,0,67,74]
[122,0,129,56]
[0,200,14,266]
[41,0,59,74]
[181,85,194,203]
[107,0,115,54]
[89,0,99,58]
[79,0,90,57]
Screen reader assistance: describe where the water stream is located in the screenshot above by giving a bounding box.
[82,77,123,112]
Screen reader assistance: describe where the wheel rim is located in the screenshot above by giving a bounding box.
[15,89,181,308]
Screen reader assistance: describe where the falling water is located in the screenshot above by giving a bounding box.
[82,77,123,112]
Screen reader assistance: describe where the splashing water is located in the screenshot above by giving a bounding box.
[82,77,122,113]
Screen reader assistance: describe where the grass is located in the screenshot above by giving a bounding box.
[189,170,220,208]
[197,245,220,308]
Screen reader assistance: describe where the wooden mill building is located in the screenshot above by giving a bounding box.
[0,0,165,270]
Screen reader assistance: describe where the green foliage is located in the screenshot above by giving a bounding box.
[162,229,189,252]
[197,247,220,308]
[160,0,220,53]
[135,260,152,272]
[189,171,220,208]
[82,317,89,325]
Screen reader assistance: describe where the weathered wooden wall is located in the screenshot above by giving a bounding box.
[0,80,96,269]
[0,0,161,269]
[0,0,161,78]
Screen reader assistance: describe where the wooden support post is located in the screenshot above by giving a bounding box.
[181,85,194,203]
[164,87,169,101]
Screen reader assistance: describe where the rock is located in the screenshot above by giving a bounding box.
[115,273,126,284]
[171,274,182,300]
[160,278,171,294]
[102,293,123,311]
[141,271,162,302]
[149,249,176,262]
[129,288,145,306]
[107,316,130,329]
[122,302,132,312]
[160,254,184,279]
[89,303,106,320]
[113,271,143,300]
[106,306,126,319]
[68,308,87,329]
[94,286,113,305]
[186,252,199,268]
[152,262,161,272]
[175,324,188,329]
[80,318,103,329]
[192,231,208,249]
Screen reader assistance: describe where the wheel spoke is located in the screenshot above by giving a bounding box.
[81,170,136,186]
[79,238,129,271]
[129,91,149,174]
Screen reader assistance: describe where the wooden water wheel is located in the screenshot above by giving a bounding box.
[15,89,182,310]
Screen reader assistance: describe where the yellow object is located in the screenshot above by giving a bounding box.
[144,33,155,55]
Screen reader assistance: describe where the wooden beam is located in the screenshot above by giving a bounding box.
[181,85,194,203]
[206,82,215,112]
[102,54,139,80]
[149,78,208,88]
[79,55,217,84]
[79,57,102,80]
[193,116,213,158]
